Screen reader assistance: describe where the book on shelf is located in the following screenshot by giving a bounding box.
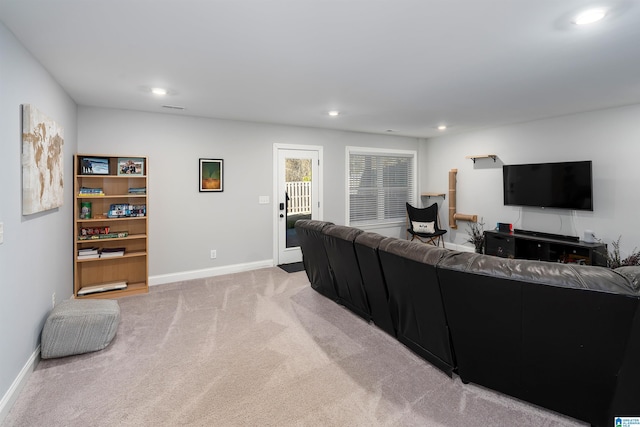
[100,252,125,258]
[78,281,128,296]
[108,204,146,218]
[79,226,110,236]
[128,187,147,194]
[100,247,126,258]
[78,231,128,240]
[78,187,105,196]
[78,247,99,255]
[78,247,99,259]
[130,204,146,217]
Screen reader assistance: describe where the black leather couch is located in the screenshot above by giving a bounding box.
[294,219,640,427]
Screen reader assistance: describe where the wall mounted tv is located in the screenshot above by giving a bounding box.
[503,160,593,211]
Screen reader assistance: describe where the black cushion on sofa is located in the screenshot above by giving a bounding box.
[295,219,337,300]
[437,251,522,395]
[354,231,395,336]
[519,280,637,426]
[322,224,370,320]
[378,238,454,376]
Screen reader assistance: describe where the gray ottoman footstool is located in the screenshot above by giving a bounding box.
[41,299,120,359]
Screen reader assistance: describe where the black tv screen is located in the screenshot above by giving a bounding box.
[503,161,593,211]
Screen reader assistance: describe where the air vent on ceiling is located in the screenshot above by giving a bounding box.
[162,105,185,110]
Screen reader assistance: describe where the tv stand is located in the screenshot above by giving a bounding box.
[485,229,606,266]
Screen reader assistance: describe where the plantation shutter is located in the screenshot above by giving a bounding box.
[348,148,416,226]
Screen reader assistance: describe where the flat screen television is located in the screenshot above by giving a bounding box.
[503,160,593,211]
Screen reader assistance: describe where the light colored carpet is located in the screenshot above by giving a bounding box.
[4,267,586,426]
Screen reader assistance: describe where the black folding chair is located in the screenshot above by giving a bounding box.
[406,202,447,247]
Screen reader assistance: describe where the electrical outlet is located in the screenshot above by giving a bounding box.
[210,250,217,259]
[52,293,56,308]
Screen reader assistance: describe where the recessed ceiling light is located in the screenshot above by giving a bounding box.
[573,9,607,25]
[328,110,340,117]
[437,125,447,131]
[151,87,168,95]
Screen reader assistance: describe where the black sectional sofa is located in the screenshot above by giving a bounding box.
[295,219,640,427]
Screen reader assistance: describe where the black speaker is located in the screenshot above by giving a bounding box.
[498,222,513,233]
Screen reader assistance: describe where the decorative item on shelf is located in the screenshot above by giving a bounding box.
[117,157,144,176]
[466,217,485,254]
[80,202,92,219]
[199,158,224,192]
[79,156,109,175]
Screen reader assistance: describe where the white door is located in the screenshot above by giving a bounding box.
[274,145,322,265]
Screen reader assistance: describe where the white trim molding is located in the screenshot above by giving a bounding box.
[149,259,275,286]
[0,346,40,425]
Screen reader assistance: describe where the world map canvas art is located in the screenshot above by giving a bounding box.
[22,104,64,215]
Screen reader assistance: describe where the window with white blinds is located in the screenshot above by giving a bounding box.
[346,147,416,227]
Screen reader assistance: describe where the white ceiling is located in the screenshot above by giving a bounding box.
[1,0,639,138]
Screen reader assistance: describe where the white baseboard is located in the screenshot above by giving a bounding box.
[0,346,40,425]
[149,259,275,286]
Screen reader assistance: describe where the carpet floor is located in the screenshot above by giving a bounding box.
[4,267,586,426]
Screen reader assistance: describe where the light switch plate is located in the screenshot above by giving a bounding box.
[259,196,269,204]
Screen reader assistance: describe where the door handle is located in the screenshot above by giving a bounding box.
[280,214,284,218]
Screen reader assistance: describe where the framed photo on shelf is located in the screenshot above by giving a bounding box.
[117,157,145,176]
[79,156,109,175]
[199,158,223,192]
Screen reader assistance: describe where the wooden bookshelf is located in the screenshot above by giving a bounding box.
[73,154,149,298]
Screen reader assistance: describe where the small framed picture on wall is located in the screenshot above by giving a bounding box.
[199,158,224,192]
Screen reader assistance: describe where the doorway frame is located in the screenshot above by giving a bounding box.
[273,143,324,265]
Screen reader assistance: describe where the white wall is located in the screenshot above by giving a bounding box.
[420,104,640,255]
[0,22,77,421]
[78,107,420,280]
